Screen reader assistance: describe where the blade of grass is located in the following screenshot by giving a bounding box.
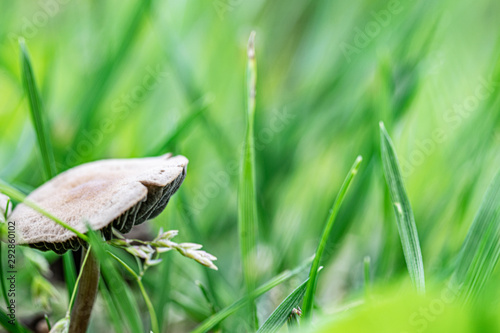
[86,229,143,332]
[99,281,124,333]
[0,242,29,332]
[379,122,425,293]
[0,311,29,333]
[1,182,79,305]
[148,96,211,156]
[238,31,258,330]
[66,246,92,315]
[257,278,309,333]
[108,251,159,333]
[61,252,77,306]
[0,200,27,332]
[71,0,152,151]
[175,192,223,314]
[0,199,12,307]
[0,243,8,309]
[18,41,77,299]
[191,256,313,333]
[302,155,363,318]
[0,180,88,241]
[19,39,57,180]
[44,315,51,331]
[169,291,211,322]
[451,168,500,302]
[154,255,171,331]
[196,281,218,316]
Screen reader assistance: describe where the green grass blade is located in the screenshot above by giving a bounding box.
[0,180,88,241]
[99,282,124,333]
[86,229,143,332]
[19,39,57,180]
[238,31,258,330]
[196,281,218,315]
[452,168,500,302]
[191,257,312,333]
[0,311,29,333]
[15,41,78,299]
[108,251,159,333]
[19,39,76,299]
[169,291,211,322]
[67,247,92,312]
[149,98,210,156]
[1,182,80,302]
[71,0,152,152]
[0,199,12,308]
[1,182,79,302]
[257,278,309,333]
[0,243,9,308]
[176,192,223,313]
[379,122,425,293]
[0,210,28,333]
[62,252,77,306]
[302,155,362,318]
[154,256,171,331]
[0,236,29,332]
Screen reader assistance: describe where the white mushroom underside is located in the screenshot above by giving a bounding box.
[9,154,188,244]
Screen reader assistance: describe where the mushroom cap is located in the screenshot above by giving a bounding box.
[9,154,188,254]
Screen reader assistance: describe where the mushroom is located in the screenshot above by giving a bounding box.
[9,153,188,254]
[7,153,188,333]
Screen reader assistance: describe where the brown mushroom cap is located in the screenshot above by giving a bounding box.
[9,154,188,254]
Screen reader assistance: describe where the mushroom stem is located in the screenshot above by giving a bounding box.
[69,248,100,333]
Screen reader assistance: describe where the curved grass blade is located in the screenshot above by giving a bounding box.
[302,155,363,318]
[0,244,29,332]
[196,281,218,316]
[19,39,57,180]
[149,97,210,156]
[0,180,88,241]
[0,311,29,333]
[257,278,309,333]
[0,199,12,307]
[108,251,159,333]
[0,198,28,332]
[169,291,211,322]
[1,181,79,305]
[99,281,124,333]
[379,122,425,293]
[61,252,77,308]
[154,255,171,331]
[191,257,312,333]
[451,168,500,302]
[238,31,258,330]
[71,0,153,150]
[17,41,78,299]
[86,229,143,332]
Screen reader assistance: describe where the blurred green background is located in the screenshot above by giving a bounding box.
[1,0,500,332]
